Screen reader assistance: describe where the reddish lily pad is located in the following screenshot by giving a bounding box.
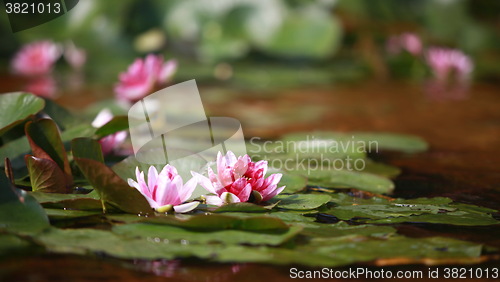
[74,157,153,215]
[25,119,72,184]
[25,155,69,193]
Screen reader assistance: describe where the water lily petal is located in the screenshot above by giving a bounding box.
[205,195,223,206]
[158,59,177,84]
[147,166,158,192]
[178,176,198,202]
[262,185,286,202]
[128,177,157,208]
[192,171,217,194]
[173,201,199,213]
[91,108,113,128]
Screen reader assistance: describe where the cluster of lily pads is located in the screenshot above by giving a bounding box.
[1,92,499,267]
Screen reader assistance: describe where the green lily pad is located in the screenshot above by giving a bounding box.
[43,208,103,220]
[34,227,486,267]
[0,92,45,136]
[350,132,429,153]
[326,193,500,226]
[71,138,104,163]
[36,227,223,260]
[300,221,397,238]
[297,168,395,194]
[270,194,332,210]
[30,191,99,202]
[25,119,72,179]
[299,235,483,265]
[212,202,270,213]
[0,233,40,256]
[282,131,428,154]
[113,223,302,246]
[142,214,290,232]
[259,8,341,59]
[0,172,49,233]
[360,160,401,178]
[41,198,103,211]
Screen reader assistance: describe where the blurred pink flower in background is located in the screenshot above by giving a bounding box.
[128,165,199,213]
[64,41,86,70]
[425,47,474,100]
[114,54,177,103]
[92,109,127,155]
[11,41,61,76]
[24,76,57,98]
[387,33,422,56]
[194,151,285,206]
[425,47,473,82]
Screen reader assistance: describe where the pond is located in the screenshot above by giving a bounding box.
[1,77,499,281]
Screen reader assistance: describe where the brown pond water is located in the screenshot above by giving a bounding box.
[1,76,499,281]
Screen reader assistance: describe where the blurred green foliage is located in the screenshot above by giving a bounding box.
[0,0,498,84]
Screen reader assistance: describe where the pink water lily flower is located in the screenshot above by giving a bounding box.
[387,33,422,56]
[114,54,177,103]
[424,47,473,100]
[194,151,285,206]
[11,41,61,76]
[128,165,199,213]
[425,47,473,82]
[92,109,127,155]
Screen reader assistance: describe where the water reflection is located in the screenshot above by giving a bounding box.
[133,259,247,281]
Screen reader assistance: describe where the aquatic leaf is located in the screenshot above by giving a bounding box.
[25,119,72,179]
[0,234,40,256]
[143,214,289,232]
[326,193,500,226]
[40,198,103,211]
[349,132,428,153]
[0,125,94,170]
[360,161,401,178]
[0,92,44,136]
[37,227,219,259]
[33,191,104,213]
[282,131,428,154]
[0,172,49,233]
[113,223,302,246]
[0,136,30,169]
[300,222,397,238]
[299,235,483,265]
[269,194,331,210]
[74,157,153,214]
[60,124,96,142]
[25,155,69,193]
[34,228,486,267]
[213,202,270,213]
[71,138,104,163]
[30,191,98,202]
[43,208,103,220]
[300,168,395,194]
[259,8,341,59]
